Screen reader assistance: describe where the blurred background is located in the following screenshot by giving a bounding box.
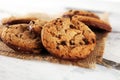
[0,0,120,14]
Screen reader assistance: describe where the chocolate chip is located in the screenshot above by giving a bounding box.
[16,34,23,38]
[57,35,61,39]
[56,46,60,49]
[53,22,56,25]
[60,41,66,45]
[59,20,62,23]
[70,24,76,29]
[92,38,95,43]
[15,27,18,29]
[83,38,89,45]
[79,42,83,45]
[65,29,67,33]
[15,34,18,37]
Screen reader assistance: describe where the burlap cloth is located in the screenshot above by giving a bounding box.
[0,13,109,68]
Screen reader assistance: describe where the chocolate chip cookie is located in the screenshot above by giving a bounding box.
[62,10,100,19]
[1,24,42,53]
[72,15,112,32]
[41,18,96,59]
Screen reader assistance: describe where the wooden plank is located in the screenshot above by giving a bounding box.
[104,32,120,63]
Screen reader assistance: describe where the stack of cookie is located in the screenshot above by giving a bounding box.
[0,16,44,54]
[0,10,112,68]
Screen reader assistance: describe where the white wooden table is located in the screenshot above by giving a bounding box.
[0,0,120,80]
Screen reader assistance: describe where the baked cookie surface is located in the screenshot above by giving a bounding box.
[41,18,96,59]
[1,24,42,53]
[62,10,100,19]
[29,19,47,34]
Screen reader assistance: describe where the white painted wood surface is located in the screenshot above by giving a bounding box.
[0,0,120,80]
